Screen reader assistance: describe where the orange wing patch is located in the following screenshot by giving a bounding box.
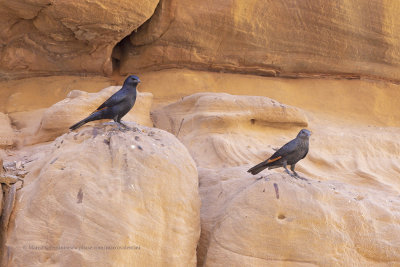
[96,106,108,112]
[91,106,108,115]
[267,156,282,163]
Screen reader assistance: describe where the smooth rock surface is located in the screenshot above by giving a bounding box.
[129,69,400,127]
[152,91,400,266]
[152,91,400,191]
[28,86,153,144]
[4,123,200,266]
[121,0,400,81]
[152,92,308,168]
[198,167,400,266]
[0,76,116,114]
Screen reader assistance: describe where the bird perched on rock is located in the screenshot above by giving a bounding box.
[248,129,311,178]
[70,75,140,130]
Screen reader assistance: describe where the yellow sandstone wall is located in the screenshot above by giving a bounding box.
[122,0,400,81]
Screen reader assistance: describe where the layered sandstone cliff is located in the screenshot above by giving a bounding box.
[0,0,158,77]
[1,1,400,81]
[1,1,400,267]
[123,0,400,82]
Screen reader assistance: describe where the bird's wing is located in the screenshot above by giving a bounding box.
[95,89,128,111]
[267,139,298,162]
[301,147,309,159]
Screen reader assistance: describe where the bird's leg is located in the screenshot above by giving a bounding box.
[283,162,292,176]
[114,118,130,131]
[290,164,299,177]
[112,117,121,129]
[116,119,142,132]
[290,164,308,181]
[118,121,130,129]
[115,123,128,131]
[115,122,123,131]
[284,162,299,179]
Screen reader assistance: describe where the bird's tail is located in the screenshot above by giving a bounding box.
[247,161,270,175]
[69,112,102,130]
[69,119,88,130]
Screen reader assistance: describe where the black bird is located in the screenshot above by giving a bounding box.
[70,75,140,130]
[248,129,311,178]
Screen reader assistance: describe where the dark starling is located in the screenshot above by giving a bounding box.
[248,129,311,178]
[70,75,140,130]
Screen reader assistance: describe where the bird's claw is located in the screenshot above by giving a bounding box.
[289,173,301,180]
[117,125,127,131]
[116,122,131,131]
[298,176,308,181]
[292,173,308,181]
[285,171,308,181]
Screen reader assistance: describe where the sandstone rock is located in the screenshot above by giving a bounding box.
[0,76,116,114]
[129,69,400,127]
[0,0,159,77]
[0,113,15,147]
[151,90,400,266]
[28,86,153,144]
[8,109,46,141]
[0,155,3,212]
[151,90,400,191]
[3,123,200,266]
[0,183,2,217]
[152,92,308,168]
[198,167,400,266]
[121,0,400,82]
[0,183,15,267]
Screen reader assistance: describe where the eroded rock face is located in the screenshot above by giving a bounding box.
[152,92,400,190]
[0,113,15,147]
[198,168,400,266]
[0,156,3,212]
[28,86,153,144]
[152,92,308,168]
[0,0,159,77]
[121,0,400,81]
[3,123,200,266]
[152,92,400,266]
